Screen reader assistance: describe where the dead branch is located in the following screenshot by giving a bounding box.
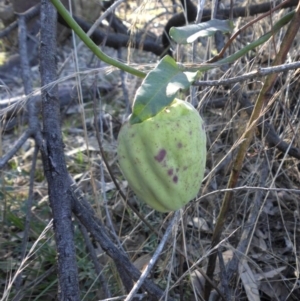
[194,61,300,87]
[231,84,300,160]
[0,3,41,38]
[39,1,80,299]
[70,183,175,301]
[0,129,31,168]
[77,220,111,298]
[14,14,40,290]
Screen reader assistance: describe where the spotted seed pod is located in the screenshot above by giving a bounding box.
[117,98,206,212]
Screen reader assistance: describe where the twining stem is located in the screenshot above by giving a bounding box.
[50,0,146,78]
[208,0,293,63]
[204,2,300,299]
[180,11,295,73]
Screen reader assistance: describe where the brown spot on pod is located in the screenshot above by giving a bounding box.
[154,149,166,162]
[177,142,183,148]
[173,175,178,183]
[168,169,173,176]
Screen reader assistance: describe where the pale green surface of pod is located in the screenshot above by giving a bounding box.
[117,98,206,212]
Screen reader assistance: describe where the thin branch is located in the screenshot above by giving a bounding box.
[225,160,268,280]
[0,129,31,169]
[196,185,300,204]
[208,0,293,63]
[14,145,39,290]
[221,0,299,18]
[231,85,300,160]
[70,184,175,301]
[17,13,43,146]
[117,48,131,114]
[195,61,300,86]
[77,220,111,298]
[17,14,33,94]
[204,2,300,297]
[0,3,41,39]
[124,211,180,301]
[2,18,41,292]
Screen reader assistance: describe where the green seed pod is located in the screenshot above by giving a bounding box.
[117,98,206,212]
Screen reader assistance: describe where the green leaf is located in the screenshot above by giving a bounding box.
[174,12,295,74]
[170,19,233,44]
[130,56,197,124]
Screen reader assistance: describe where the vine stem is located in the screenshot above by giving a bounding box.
[204,2,300,299]
[50,0,146,78]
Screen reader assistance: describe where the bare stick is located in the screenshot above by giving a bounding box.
[7,14,42,291]
[39,1,80,299]
[0,3,40,38]
[194,61,300,87]
[0,129,31,168]
[78,220,111,298]
[124,211,180,301]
